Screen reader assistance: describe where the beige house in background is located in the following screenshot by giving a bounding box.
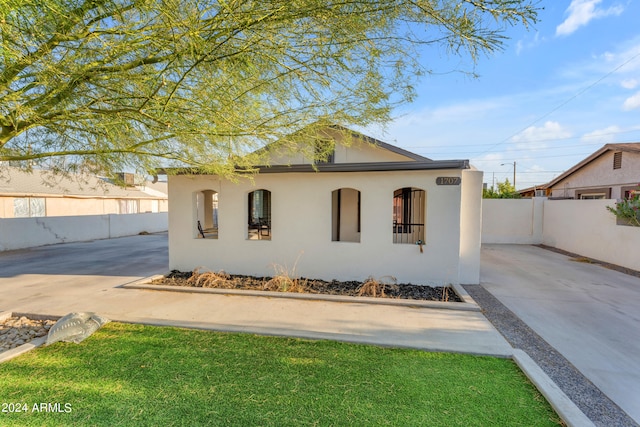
[167,126,483,285]
[0,168,168,218]
[547,143,640,199]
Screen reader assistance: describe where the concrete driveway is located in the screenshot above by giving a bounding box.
[480,244,640,426]
[0,233,169,309]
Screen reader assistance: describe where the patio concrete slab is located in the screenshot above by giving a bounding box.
[481,244,640,425]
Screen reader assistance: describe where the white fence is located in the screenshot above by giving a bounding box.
[0,212,168,251]
[482,198,640,271]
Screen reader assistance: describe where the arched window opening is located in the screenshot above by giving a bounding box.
[393,187,425,244]
[332,188,360,242]
[195,190,218,239]
[248,189,271,240]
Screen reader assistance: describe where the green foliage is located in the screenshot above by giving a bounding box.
[483,178,521,198]
[607,187,640,226]
[0,1,539,177]
[0,322,562,426]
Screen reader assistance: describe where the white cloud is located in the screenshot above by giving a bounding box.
[510,121,572,149]
[391,99,505,127]
[556,0,624,37]
[581,125,622,143]
[621,78,639,89]
[515,32,542,55]
[623,90,640,110]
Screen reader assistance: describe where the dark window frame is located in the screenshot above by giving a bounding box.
[248,189,271,240]
[393,187,425,244]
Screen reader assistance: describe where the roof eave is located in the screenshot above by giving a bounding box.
[166,160,470,176]
[254,160,468,173]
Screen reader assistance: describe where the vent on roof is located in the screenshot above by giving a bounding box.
[117,172,136,187]
[613,152,622,169]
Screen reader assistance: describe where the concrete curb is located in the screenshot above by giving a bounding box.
[122,275,481,312]
[512,349,596,427]
[0,312,60,364]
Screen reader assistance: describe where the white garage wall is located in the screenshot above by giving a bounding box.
[482,198,640,271]
[0,213,167,251]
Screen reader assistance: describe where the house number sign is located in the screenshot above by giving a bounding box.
[436,177,461,185]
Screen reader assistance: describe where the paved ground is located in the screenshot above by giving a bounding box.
[480,244,640,426]
[3,234,638,426]
[0,233,511,357]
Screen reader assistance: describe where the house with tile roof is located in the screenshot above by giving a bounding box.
[0,168,167,218]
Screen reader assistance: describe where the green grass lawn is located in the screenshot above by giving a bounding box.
[0,323,562,426]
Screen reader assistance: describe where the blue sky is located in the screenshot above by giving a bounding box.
[363,0,640,190]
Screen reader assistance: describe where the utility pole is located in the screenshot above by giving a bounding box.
[501,161,516,188]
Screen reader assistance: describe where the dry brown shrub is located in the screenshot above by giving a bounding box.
[186,268,233,288]
[356,276,398,297]
[263,254,308,293]
[441,286,450,302]
[263,271,308,293]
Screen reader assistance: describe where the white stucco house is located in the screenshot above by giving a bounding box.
[167,126,483,285]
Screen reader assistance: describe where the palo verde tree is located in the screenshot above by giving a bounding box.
[1,0,539,178]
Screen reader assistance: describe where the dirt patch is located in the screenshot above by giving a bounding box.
[152,270,462,302]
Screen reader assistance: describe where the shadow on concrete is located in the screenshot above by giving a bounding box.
[0,233,168,278]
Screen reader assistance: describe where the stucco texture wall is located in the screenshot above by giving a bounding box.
[551,151,640,199]
[169,169,481,285]
[482,198,544,244]
[481,198,640,271]
[0,212,168,251]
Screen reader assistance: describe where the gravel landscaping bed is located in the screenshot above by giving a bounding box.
[152,270,462,302]
[0,316,55,354]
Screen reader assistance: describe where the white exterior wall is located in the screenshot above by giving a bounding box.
[268,136,415,165]
[459,169,484,284]
[169,169,480,285]
[542,199,640,270]
[550,150,640,199]
[0,195,168,218]
[482,198,545,244]
[0,212,168,251]
[481,198,640,271]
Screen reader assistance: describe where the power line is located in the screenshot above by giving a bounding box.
[471,151,595,161]
[474,51,640,157]
[414,141,604,156]
[402,128,640,150]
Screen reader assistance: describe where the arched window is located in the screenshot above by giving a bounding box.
[248,189,271,240]
[393,187,425,244]
[195,190,218,239]
[332,188,360,242]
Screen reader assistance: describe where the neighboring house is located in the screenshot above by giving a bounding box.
[518,185,551,198]
[167,125,483,285]
[546,143,640,200]
[0,168,168,218]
